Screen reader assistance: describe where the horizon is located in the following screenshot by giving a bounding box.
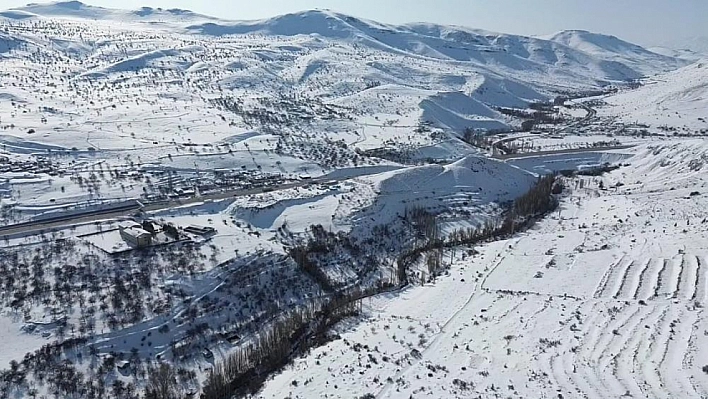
[2,0,708,50]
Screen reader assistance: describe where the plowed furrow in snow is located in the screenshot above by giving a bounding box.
[628,258,653,300]
[637,258,663,301]
[593,255,626,299]
[561,345,602,399]
[571,302,610,399]
[544,301,602,399]
[691,256,705,304]
[613,304,663,398]
[611,260,635,299]
[653,259,669,299]
[684,310,707,398]
[661,307,698,398]
[671,255,687,299]
[580,303,637,397]
[647,305,680,399]
[629,304,666,398]
[678,255,698,301]
[593,304,649,396]
[589,304,640,366]
[639,305,671,399]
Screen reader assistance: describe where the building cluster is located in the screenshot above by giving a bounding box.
[118,220,216,248]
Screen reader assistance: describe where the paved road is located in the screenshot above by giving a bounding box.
[555,101,597,134]
[493,144,635,160]
[0,178,333,237]
[0,101,621,238]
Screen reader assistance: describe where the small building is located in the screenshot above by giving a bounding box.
[119,222,153,247]
[184,224,216,236]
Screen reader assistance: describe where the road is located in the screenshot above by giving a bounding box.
[491,101,599,155]
[555,101,597,134]
[492,144,635,160]
[0,177,333,237]
[0,101,620,237]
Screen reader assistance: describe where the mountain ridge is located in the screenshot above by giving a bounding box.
[5,1,687,80]
[0,1,694,137]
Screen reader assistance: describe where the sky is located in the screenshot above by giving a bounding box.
[2,0,707,47]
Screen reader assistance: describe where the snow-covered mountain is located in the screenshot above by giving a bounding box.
[653,35,708,57]
[648,46,704,62]
[0,1,690,143]
[182,11,686,81]
[6,0,219,24]
[543,29,687,77]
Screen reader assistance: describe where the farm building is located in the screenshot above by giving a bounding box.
[184,224,216,236]
[119,222,153,247]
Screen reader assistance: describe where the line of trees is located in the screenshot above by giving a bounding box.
[201,286,372,399]
[397,175,560,284]
[202,175,562,399]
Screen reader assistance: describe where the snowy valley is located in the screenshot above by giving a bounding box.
[0,1,707,399]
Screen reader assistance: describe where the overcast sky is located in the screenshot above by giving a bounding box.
[3,0,707,47]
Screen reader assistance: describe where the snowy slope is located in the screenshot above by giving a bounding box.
[545,30,688,77]
[599,61,708,133]
[259,140,708,399]
[0,1,690,161]
[648,46,704,62]
[11,0,220,25]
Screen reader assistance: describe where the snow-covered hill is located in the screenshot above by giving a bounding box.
[7,0,220,25]
[258,139,708,399]
[599,60,708,134]
[544,30,686,77]
[648,46,704,62]
[0,3,703,399]
[0,1,691,162]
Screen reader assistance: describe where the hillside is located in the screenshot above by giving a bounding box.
[0,2,690,167]
[599,61,708,134]
[259,140,708,399]
[545,30,686,77]
[0,2,703,399]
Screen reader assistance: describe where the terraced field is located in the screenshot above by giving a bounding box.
[260,143,708,399]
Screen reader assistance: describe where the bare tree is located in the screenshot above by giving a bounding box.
[145,363,180,399]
